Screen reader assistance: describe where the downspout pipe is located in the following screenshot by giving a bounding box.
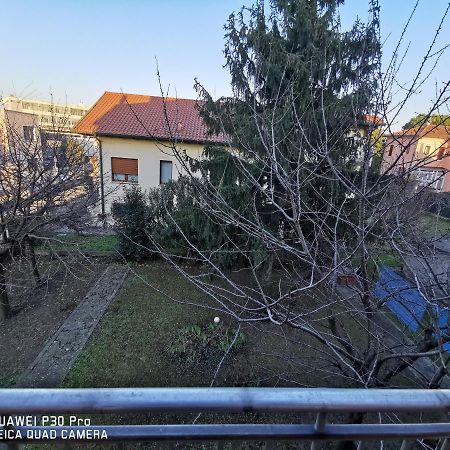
[94,134,105,218]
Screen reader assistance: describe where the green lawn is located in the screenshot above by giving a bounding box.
[35,261,418,449]
[377,253,402,269]
[420,213,450,237]
[64,262,329,389]
[39,233,119,253]
[60,258,427,394]
[58,262,343,449]
[65,262,216,388]
[65,262,270,388]
[353,252,402,279]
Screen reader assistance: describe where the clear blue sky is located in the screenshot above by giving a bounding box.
[0,0,449,129]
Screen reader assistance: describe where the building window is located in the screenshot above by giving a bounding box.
[23,126,34,142]
[424,145,431,155]
[160,160,173,184]
[388,145,394,156]
[111,157,138,183]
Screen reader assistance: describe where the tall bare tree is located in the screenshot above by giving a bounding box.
[0,106,100,320]
[124,0,450,395]
[112,2,450,416]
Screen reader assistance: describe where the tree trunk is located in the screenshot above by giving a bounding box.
[0,259,11,320]
[24,235,41,286]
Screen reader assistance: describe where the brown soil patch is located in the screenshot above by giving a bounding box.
[0,255,109,386]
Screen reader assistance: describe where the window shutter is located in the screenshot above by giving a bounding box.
[111,157,138,175]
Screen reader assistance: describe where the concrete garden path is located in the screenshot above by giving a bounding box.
[16,264,129,388]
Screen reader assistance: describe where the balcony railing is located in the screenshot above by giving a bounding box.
[1,388,450,448]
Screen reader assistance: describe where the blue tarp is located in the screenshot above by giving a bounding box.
[374,266,427,332]
[374,265,450,351]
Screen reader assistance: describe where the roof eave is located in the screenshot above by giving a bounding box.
[91,131,227,146]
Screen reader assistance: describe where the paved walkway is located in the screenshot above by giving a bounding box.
[432,237,450,255]
[16,265,129,388]
[341,239,450,388]
[339,284,450,388]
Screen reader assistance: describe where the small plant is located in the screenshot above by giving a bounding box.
[168,323,246,367]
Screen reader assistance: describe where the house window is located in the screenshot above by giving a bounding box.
[111,157,138,183]
[23,126,34,142]
[388,145,394,156]
[424,145,431,155]
[160,160,173,184]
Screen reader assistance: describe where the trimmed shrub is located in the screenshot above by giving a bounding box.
[112,175,267,268]
[112,185,151,261]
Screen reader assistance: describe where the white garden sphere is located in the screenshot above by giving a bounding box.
[214,316,220,324]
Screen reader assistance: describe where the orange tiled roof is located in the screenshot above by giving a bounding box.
[392,124,450,139]
[73,91,227,144]
[363,114,384,125]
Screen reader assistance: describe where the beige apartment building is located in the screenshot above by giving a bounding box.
[0,101,97,183]
[0,109,40,154]
[2,95,90,132]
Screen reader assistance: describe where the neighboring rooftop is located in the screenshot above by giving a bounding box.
[73,91,227,144]
[360,114,384,126]
[392,124,450,140]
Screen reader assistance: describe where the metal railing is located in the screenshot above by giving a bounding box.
[1,388,450,448]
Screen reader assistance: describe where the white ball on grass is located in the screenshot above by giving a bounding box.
[214,316,220,324]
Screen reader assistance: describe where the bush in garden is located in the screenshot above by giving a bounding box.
[146,177,200,258]
[112,185,151,261]
[112,169,267,268]
[168,323,246,368]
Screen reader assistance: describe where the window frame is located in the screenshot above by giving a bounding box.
[23,125,34,142]
[160,160,173,185]
[112,172,139,183]
[111,157,139,184]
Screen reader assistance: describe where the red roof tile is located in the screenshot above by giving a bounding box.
[392,124,450,139]
[73,91,227,144]
[362,114,384,126]
[354,114,384,130]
